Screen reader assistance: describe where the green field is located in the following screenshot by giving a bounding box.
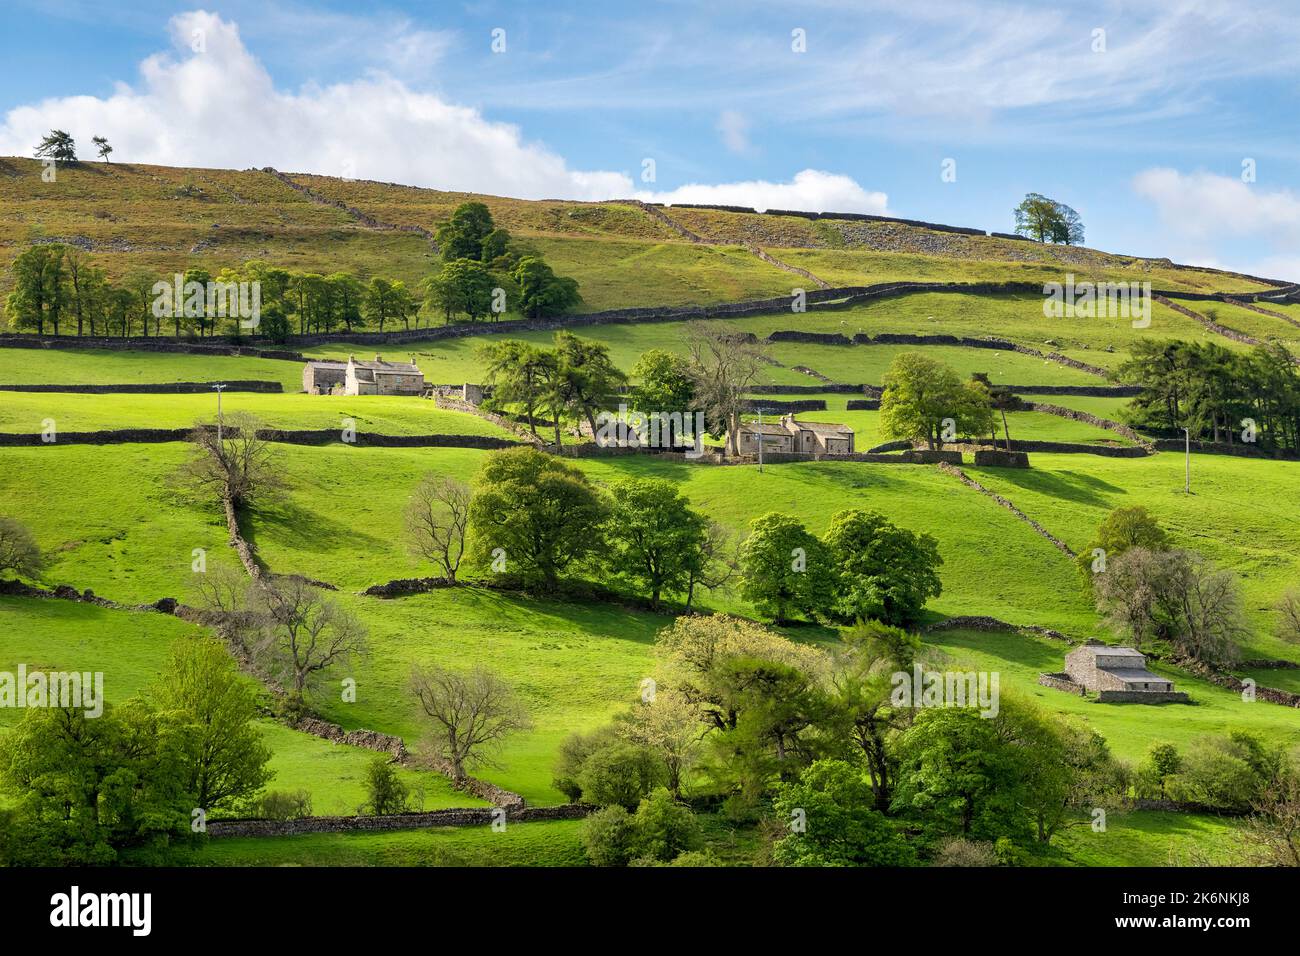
[0,391,515,437]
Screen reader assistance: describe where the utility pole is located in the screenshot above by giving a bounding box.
[757,407,766,473]
[1184,426,1191,494]
[214,383,227,442]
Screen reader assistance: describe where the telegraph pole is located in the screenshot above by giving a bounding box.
[757,407,766,473]
[1184,426,1191,494]
[214,383,227,442]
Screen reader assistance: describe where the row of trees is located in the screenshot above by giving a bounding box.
[2,245,421,340]
[1119,338,1300,450]
[404,450,733,610]
[402,447,945,625]
[482,325,771,457]
[479,332,627,445]
[738,510,943,625]
[3,205,582,339]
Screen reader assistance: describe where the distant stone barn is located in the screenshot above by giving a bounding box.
[734,414,855,456]
[303,355,425,396]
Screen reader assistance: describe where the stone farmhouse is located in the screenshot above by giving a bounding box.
[303,355,426,396]
[1039,641,1188,703]
[735,414,854,456]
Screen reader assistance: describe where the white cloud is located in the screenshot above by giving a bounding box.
[639,169,889,215]
[716,110,750,154]
[1133,168,1300,242]
[1131,168,1300,282]
[0,10,630,201]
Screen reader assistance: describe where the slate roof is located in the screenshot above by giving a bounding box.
[1076,645,1146,658]
[790,419,853,436]
[740,423,795,436]
[1103,668,1172,684]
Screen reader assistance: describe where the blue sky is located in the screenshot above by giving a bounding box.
[3,0,1300,279]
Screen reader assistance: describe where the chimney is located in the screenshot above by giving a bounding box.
[375,354,382,363]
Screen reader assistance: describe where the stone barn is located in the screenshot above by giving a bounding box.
[302,360,347,395]
[1053,641,1188,702]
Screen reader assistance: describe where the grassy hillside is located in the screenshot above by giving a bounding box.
[0,157,1281,321]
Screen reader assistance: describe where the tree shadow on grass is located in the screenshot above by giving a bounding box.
[244,499,390,574]
[927,628,1064,672]
[976,465,1126,510]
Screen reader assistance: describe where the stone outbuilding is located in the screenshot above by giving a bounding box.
[302,360,347,395]
[1040,640,1189,703]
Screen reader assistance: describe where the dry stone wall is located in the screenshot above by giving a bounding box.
[206,803,592,838]
[0,380,282,394]
[1038,673,1086,695]
[936,462,1076,557]
[1027,401,1152,450]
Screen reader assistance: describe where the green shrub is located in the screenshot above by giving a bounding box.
[630,788,700,863]
[362,757,409,816]
[580,805,639,867]
[576,742,667,809]
[256,789,313,821]
[553,727,619,802]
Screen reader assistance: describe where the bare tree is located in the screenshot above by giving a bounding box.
[191,563,262,657]
[1276,587,1300,645]
[685,322,767,456]
[409,664,532,784]
[1093,547,1164,651]
[684,519,738,613]
[179,411,284,509]
[1096,548,1245,665]
[178,411,284,580]
[0,517,44,580]
[253,576,367,709]
[404,475,471,583]
[1245,769,1300,867]
[1155,551,1246,665]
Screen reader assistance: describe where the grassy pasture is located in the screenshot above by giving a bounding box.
[926,628,1300,762]
[191,818,587,866]
[762,394,1134,447]
[0,597,474,816]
